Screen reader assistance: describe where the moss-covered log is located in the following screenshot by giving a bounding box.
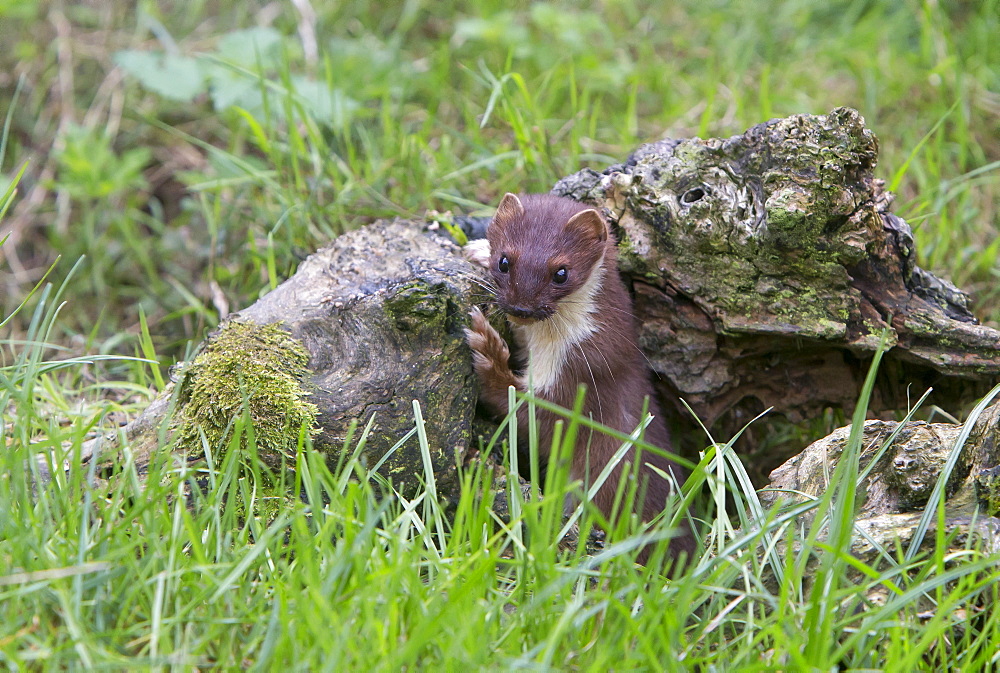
[553,108,999,428]
[71,223,481,504]
[549,107,1000,475]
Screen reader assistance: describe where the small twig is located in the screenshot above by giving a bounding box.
[291,0,318,70]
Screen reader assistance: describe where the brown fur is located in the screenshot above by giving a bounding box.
[466,193,694,564]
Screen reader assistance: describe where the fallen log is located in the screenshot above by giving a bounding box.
[69,222,482,503]
[552,107,998,432]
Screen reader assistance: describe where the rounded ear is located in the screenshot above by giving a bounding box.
[564,208,608,243]
[495,193,526,222]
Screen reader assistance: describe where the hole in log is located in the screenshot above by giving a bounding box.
[680,186,709,205]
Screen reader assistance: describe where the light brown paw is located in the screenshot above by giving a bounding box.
[465,306,510,374]
[462,239,491,268]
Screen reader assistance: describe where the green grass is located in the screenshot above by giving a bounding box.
[2,0,1000,668]
[3,294,1000,667]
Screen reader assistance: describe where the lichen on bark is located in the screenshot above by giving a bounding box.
[171,319,319,473]
[550,107,1000,461]
[555,108,878,342]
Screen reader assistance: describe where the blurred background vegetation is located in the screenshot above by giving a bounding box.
[1,0,997,369]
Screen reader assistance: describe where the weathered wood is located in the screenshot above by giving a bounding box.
[76,222,481,504]
[234,220,479,502]
[759,394,1000,575]
[553,108,999,434]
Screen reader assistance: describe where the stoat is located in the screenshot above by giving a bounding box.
[465,192,693,563]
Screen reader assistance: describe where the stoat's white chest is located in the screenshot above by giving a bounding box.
[514,263,605,393]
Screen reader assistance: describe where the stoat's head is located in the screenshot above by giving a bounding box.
[486,193,611,325]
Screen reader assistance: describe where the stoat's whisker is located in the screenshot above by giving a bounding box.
[572,339,604,424]
[598,323,660,373]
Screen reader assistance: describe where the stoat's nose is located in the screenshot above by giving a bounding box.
[503,304,553,322]
[507,305,535,319]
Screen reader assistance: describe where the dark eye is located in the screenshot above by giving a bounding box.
[553,267,568,284]
[498,256,510,273]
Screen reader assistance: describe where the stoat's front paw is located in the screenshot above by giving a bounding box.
[464,306,510,376]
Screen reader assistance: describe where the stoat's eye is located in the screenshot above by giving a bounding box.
[498,256,510,273]
[552,267,568,284]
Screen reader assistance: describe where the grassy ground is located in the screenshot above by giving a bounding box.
[2,0,999,669]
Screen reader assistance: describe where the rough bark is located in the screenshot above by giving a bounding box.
[551,108,999,436]
[71,107,999,508]
[233,221,478,502]
[759,394,1000,574]
[75,222,481,504]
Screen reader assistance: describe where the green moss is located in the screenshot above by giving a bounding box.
[975,467,1000,517]
[173,320,319,474]
[384,280,448,333]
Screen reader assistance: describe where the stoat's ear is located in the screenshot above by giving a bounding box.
[564,208,608,243]
[494,192,526,223]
